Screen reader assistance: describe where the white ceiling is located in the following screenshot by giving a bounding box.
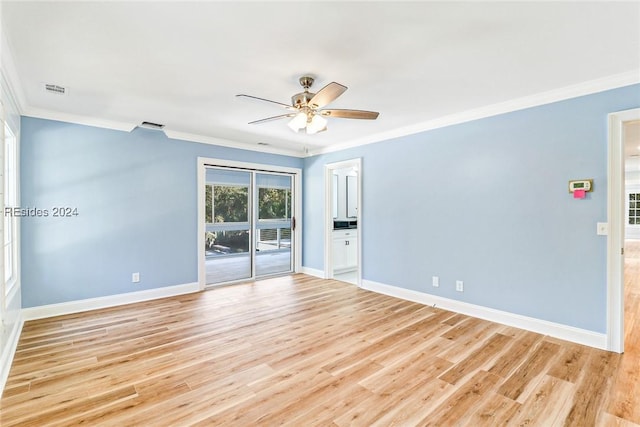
[2,1,640,157]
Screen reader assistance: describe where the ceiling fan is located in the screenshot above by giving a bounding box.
[236,76,379,134]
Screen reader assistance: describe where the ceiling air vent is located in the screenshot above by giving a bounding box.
[44,83,66,95]
[139,121,165,130]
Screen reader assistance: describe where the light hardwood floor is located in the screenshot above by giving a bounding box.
[1,244,639,426]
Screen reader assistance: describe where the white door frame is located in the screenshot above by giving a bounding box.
[197,157,302,290]
[324,158,362,286]
[607,107,640,353]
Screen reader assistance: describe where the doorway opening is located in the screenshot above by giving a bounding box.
[197,158,302,288]
[607,108,640,353]
[623,119,640,352]
[324,158,362,286]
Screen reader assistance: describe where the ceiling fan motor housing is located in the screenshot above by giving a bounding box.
[292,92,315,108]
[291,75,316,108]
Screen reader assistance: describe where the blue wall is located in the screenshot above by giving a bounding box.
[20,118,302,307]
[20,84,640,332]
[303,84,640,333]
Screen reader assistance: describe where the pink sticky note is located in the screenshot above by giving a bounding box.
[574,189,586,199]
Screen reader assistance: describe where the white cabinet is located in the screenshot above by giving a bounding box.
[333,229,357,273]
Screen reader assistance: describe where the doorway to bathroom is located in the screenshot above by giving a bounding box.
[324,158,362,286]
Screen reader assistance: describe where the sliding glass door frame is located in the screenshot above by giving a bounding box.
[254,171,294,277]
[197,157,302,289]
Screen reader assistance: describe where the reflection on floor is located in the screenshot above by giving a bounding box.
[206,250,291,284]
[334,270,358,285]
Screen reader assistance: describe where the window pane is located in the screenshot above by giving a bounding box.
[205,230,251,284]
[258,188,291,220]
[4,243,11,283]
[255,227,292,276]
[205,185,213,223]
[206,230,249,254]
[213,185,248,223]
[3,213,9,246]
[4,123,16,287]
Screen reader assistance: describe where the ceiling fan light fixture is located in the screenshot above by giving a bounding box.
[288,112,307,132]
[306,114,327,134]
[239,75,378,135]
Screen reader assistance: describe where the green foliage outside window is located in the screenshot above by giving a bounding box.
[205,185,213,224]
[259,188,291,220]
[205,185,248,223]
[204,184,291,254]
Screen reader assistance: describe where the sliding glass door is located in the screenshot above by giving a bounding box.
[204,167,294,286]
[204,169,252,284]
[255,173,292,276]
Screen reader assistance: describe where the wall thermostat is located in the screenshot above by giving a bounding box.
[568,179,593,193]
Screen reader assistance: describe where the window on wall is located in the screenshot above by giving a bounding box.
[630,193,640,225]
[4,122,17,294]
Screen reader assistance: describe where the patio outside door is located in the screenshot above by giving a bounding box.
[204,167,293,285]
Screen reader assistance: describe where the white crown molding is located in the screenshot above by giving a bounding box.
[306,70,640,157]
[21,282,200,321]
[20,108,307,158]
[362,279,608,351]
[164,129,306,158]
[22,107,137,132]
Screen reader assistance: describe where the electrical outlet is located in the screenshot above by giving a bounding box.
[432,276,439,287]
[132,272,140,283]
[456,280,464,292]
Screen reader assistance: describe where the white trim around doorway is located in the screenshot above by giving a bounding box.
[607,108,640,353]
[324,158,363,286]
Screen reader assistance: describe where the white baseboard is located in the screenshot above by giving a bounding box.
[301,266,325,279]
[362,279,607,350]
[0,313,24,396]
[22,282,200,321]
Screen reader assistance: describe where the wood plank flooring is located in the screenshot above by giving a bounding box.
[1,243,639,426]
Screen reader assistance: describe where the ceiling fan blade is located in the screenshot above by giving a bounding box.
[236,94,296,110]
[248,113,297,125]
[308,82,347,109]
[320,109,379,120]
